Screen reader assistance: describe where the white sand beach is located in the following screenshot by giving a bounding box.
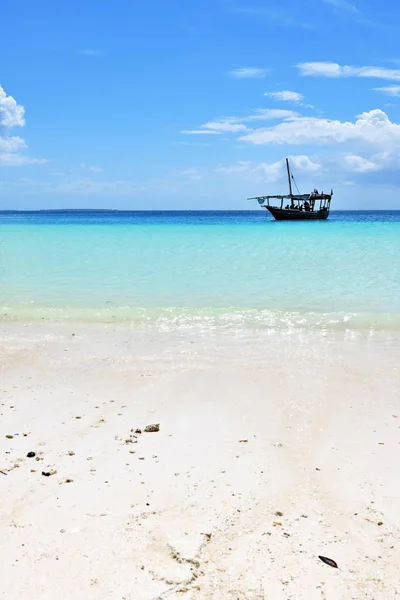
[1,322,400,599]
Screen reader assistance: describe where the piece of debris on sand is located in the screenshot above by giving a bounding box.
[318,555,338,568]
[144,424,160,433]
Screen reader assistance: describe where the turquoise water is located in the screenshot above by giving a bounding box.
[1,210,400,331]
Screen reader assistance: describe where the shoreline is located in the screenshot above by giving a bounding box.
[1,321,400,598]
[2,306,400,335]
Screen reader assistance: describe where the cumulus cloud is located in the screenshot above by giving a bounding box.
[215,153,399,191]
[298,62,400,81]
[264,90,304,103]
[0,84,44,167]
[0,86,25,127]
[229,67,268,79]
[0,136,27,153]
[289,155,321,172]
[240,109,400,147]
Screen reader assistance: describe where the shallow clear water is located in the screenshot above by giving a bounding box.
[1,210,399,331]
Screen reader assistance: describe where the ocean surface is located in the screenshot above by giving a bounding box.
[1,210,400,333]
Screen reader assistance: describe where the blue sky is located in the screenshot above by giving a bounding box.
[2,0,400,209]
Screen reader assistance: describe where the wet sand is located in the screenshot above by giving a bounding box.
[1,322,400,599]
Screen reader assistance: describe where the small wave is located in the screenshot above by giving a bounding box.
[1,304,400,334]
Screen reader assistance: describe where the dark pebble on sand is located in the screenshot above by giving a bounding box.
[27,452,36,458]
[318,555,338,568]
[144,424,160,433]
[42,469,57,477]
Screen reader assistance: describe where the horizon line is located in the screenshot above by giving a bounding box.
[1,208,400,213]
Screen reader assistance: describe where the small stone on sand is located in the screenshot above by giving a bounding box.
[144,424,159,433]
[42,469,57,477]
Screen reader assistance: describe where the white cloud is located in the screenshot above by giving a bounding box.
[299,62,343,77]
[243,108,298,121]
[264,90,304,103]
[344,154,381,172]
[0,84,44,167]
[0,85,25,127]
[0,136,27,152]
[373,86,400,97]
[216,156,320,183]
[181,129,222,135]
[257,161,284,182]
[240,109,400,147]
[201,120,248,133]
[182,109,298,135]
[0,153,46,166]
[215,153,400,192]
[320,0,359,14]
[289,155,321,172]
[216,159,283,183]
[298,62,400,81]
[229,67,268,79]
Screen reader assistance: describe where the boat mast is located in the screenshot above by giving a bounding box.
[286,157,293,198]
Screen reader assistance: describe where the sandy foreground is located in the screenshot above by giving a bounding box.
[1,322,400,599]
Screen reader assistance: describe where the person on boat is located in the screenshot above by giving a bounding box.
[304,200,310,211]
[299,205,303,211]
[285,204,290,210]
[290,201,295,209]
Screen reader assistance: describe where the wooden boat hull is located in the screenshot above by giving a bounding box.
[266,206,329,221]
